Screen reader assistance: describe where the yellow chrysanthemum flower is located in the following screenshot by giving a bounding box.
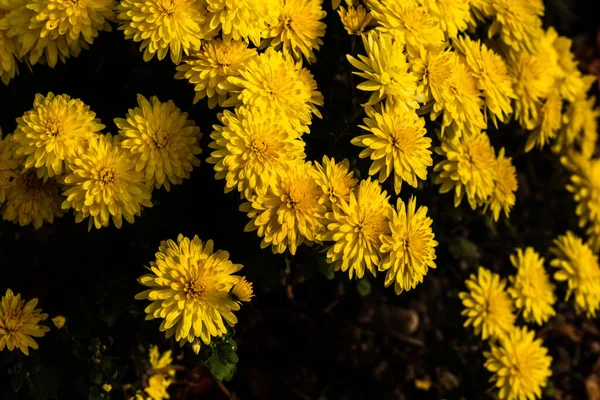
[61,134,153,230]
[321,179,391,279]
[566,157,600,233]
[412,47,454,104]
[12,92,104,179]
[207,106,306,198]
[137,346,175,400]
[149,345,175,371]
[117,0,206,64]
[240,162,326,255]
[263,0,326,63]
[365,0,444,57]
[434,132,496,209]
[485,0,544,54]
[204,0,279,45]
[1,0,115,67]
[484,326,552,400]
[419,0,471,38]
[115,95,202,192]
[309,156,357,207]
[558,94,599,158]
[230,277,254,302]
[338,5,372,36]
[459,267,515,340]
[136,235,247,347]
[1,170,64,229]
[226,48,323,134]
[431,53,486,139]
[525,92,563,153]
[453,36,514,126]
[347,31,420,107]
[550,231,600,317]
[0,289,50,355]
[0,132,19,203]
[554,35,588,102]
[352,103,432,194]
[175,39,258,108]
[486,148,517,221]
[508,247,556,325]
[0,27,17,84]
[379,196,437,294]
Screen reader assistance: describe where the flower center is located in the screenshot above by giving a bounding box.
[380,71,392,85]
[250,138,267,154]
[2,311,20,332]
[154,131,169,149]
[98,167,115,185]
[159,0,177,15]
[23,172,42,191]
[184,279,206,299]
[46,119,62,137]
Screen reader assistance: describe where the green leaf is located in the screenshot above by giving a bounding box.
[356,279,371,297]
[318,258,335,280]
[89,369,102,386]
[216,341,238,365]
[207,356,236,382]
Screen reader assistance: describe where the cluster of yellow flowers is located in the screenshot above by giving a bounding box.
[459,231,600,399]
[132,346,176,400]
[0,92,201,230]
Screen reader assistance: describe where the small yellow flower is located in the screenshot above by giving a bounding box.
[12,92,105,179]
[207,106,305,198]
[484,326,552,400]
[2,170,64,229]
[309,156,357,207]
[118,0,206,64]
[459,267,515,340]
[434,132,496,209]
[565,157,600,235]
[102,384,112,393]
[379,196,437,294]
[263,0,326,63]
[115,95,202,191]
[554,35,590,102]
[485,0,544,54]
[508,247,556,325]
[231,278,254,302]
[486,148,518,221]
[338,5,372,36]
[550,231,600,317]
[419,0,471,38]
[557,93,599,158]
[525,92,563,152]
[352,102,432,194]
[347,31,420,107]
[175,39,258,108]
[61,134,153,230]
[0,289,50,355]
[321,179,391,279]
[136,235,246,346]
[240,162,326,255]
[51,315,66,329]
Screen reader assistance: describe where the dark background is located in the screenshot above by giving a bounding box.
[1,0,600,398]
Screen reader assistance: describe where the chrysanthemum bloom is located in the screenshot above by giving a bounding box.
[379,196,437,294]
[484,0,544,54]
[486,148,517,221]
[434,132,496,209]
[207,106,306,199]
[0,289,50,355]
[118,0,206,64]
[337,5,372,36]
[174,39,258,108]
[557,94,599,158]
[554,35,589,103]
[0,26,18,84]
[419,0,471,38]
[309,156,357,207]
[484,326,552,400]
[262,0,326,64]
[453,36,514,126]
[347,31,420,107]
[12,92,104,179]
[412,47,454,104]
[0,132,20,203]
[1,0,115,67]
[135,235,248,347]
[321,179,391,279]
[230,277,254,302]
[115,95,202,192]
[565,157,600,234]
[240,162,326,255]
[352,103,432,194]
[550,232,600,317]
[525,91,563,153]
[459,267,515,340]
[507,247,556,325]
[225,48,323,134]
[1,170,64,229]
[431,54,486,139]
[61,134,153,230]
[135,346,175,399]
[365,0,445,57]
[507,30,562,131]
